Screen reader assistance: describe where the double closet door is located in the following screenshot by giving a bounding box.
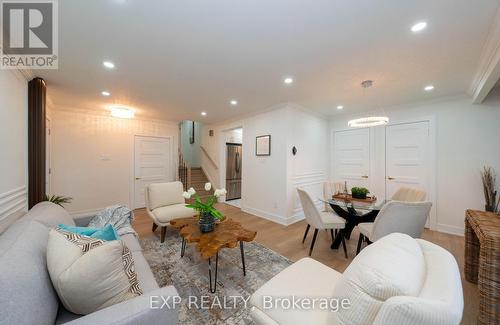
[333,121,430,202]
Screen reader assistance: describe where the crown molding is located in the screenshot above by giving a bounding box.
[469,4,500,103]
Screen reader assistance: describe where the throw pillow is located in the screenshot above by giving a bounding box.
[46,228,142,315]
[57,224,119,241]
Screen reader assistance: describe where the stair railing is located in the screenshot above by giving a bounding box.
[178,149,192,191]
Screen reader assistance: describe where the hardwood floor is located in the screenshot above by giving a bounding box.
[132,203,478,325]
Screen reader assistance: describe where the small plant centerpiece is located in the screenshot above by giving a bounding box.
[351,187,370,200]
[183,183,227,233]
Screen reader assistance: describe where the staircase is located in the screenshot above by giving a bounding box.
[189,168,214,201]
[178,150,214,202]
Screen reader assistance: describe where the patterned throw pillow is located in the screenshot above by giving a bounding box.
[46,228,142,315]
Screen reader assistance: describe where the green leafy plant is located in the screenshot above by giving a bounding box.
[351,187,370,197]
[183,183,226,220]
[44,195,73,207]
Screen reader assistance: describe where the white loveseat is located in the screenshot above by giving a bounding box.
[250,233,463,325]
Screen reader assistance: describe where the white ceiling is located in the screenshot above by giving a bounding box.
[39,0,500,123]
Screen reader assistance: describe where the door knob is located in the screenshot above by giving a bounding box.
[135,177,141,180]
[361,175,369,179]
[387,176,395,180]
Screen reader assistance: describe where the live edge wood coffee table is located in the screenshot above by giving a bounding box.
[464,209,500,324]
[170,217,257,293]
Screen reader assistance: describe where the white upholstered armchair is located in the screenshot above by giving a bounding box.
[250,233,463,325]
[145,181,197,242]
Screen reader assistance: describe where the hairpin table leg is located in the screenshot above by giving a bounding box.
[208,252,219,293]
[240,241,246,276]
[180,238,186,257]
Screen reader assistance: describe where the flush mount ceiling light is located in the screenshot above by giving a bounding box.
[103,61,115,69]
[109,105,134,119]
[337,105,344,110]
[424,85,435,91]
[411,21,427,32]
[283,77,294,85]
[230,100,238,106]
[201,111,207,116]
[101,91,111,96]
[348,80,389,128]
[348,116,389,128]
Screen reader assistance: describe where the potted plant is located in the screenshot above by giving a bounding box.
[481,166,499,213]
[351,187,370,200]
[183,183,227,233]
[44,195,73,207]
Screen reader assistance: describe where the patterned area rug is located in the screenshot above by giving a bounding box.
[139,227,292,324]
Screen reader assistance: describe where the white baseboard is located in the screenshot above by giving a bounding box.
[436,223,464,236]
[241,205,304,226]
[286,213,306,225]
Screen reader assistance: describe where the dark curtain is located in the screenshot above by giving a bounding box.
[28,77,46,208]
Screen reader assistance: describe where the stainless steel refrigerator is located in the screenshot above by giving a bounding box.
[226,143,242,200]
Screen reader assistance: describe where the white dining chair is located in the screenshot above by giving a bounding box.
[297,188,348,258]
[322,181,344,212]
[356,200,432,254]
[391,187,426,201]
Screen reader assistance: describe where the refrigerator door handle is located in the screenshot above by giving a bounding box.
[235,152,240,174]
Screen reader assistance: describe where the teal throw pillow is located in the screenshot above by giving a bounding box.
[57,224,119,241]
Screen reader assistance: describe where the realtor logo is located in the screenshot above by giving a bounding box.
[1,0,58,69]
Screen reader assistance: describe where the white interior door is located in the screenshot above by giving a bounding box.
[385,121,430,200]
[134,136,173,208]
[333,128,370,190]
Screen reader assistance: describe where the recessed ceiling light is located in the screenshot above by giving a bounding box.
[337,105,344,110]
[109,105,134,119]
[411,22,427,32]
[284,77,294,85]
[103,61,115,69]
[424,85,435,91]
[101,91,111,96]
[201,112,207,116]
[230,100,238,106]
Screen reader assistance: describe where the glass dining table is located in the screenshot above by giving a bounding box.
[320,198,387,249]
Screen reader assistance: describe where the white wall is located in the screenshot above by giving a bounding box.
[0,70,28,232]
[201,104,329,225]
[330,96,500,235]
[225,128,243,144]
[286,106,329,221]
[180,120,202,167]
[240,108,289,222]
[50,109,178,215]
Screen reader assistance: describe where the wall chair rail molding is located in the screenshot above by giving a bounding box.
[0,186,27,232]
[291,172,328,222]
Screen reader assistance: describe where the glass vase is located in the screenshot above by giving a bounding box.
[199,211,215,233]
